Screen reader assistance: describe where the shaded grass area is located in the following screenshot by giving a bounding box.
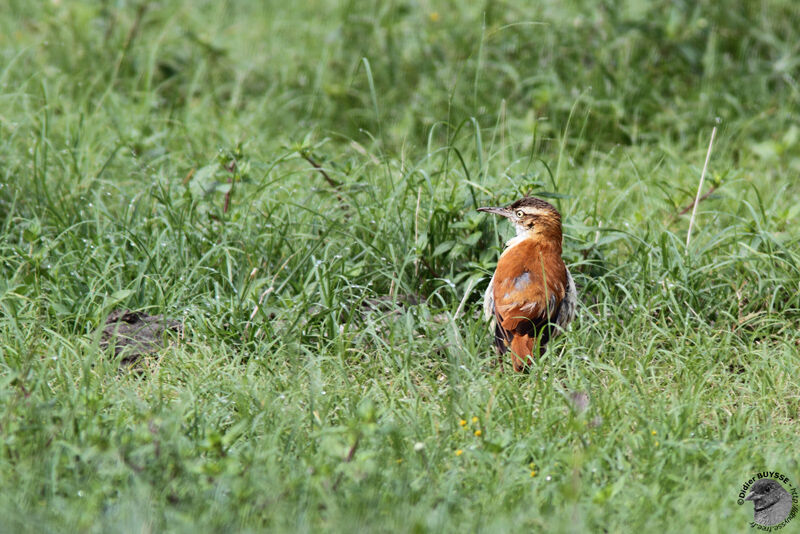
[1,0,800,531]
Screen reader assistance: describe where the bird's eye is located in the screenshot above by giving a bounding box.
[765,486,771,493]
[515,210,524,218]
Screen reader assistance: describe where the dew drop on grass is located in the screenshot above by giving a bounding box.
[545,476,552,481]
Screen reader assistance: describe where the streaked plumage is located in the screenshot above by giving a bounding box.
[479,197,577,371]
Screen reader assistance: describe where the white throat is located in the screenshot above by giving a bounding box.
[505,225,534,245]
[502,231,534,253]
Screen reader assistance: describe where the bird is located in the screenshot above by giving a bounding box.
[745,478,794,526]
[478,197,577,371]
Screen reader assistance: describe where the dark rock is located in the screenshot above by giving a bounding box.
[100,310,181,364]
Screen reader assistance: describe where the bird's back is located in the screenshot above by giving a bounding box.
[489,237,574,370]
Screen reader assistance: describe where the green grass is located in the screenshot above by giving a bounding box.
[2,0,800,532]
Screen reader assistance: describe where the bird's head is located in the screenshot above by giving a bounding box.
[478,197,563,243]
[745,479,787,511]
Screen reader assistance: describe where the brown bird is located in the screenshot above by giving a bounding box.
[479,197,577,371]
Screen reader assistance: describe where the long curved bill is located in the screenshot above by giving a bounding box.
[477,206,512,218]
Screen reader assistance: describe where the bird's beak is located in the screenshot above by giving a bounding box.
[745,491,755,501]
[477,206,512,218]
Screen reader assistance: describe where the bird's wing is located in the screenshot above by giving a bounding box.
[483,274,495,321]
[555,267,577,330]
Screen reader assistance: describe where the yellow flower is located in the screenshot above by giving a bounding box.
[530,470,537,477]
[471,416,478,424]
[396,459,403,463]
[455,449,463,456]
[474,429,482,437]
[651,430,657,436]
[429,11,440,22]
[459,419,467,427]
[655,441,660,447]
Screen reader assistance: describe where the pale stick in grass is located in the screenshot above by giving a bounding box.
[686,126,717,248]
